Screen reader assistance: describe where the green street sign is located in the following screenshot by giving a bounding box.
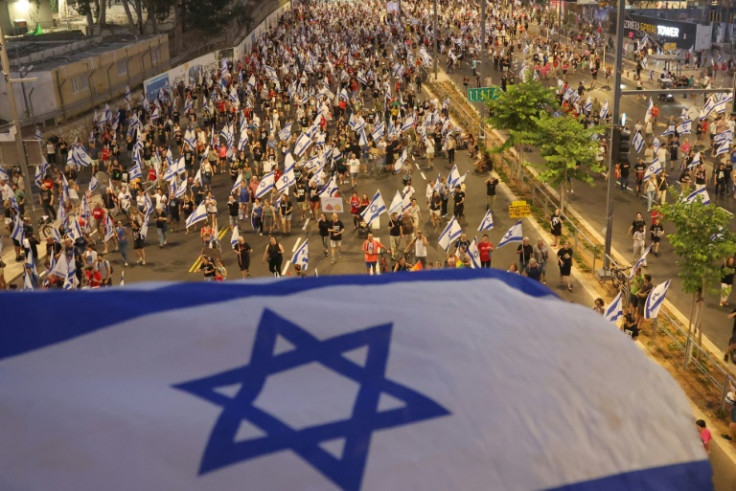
[467,87,498,103]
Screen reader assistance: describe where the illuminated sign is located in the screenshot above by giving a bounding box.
[624,19,680,38]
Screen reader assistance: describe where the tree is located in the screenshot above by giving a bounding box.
[515,113,604,215]
[657,199,736,359]
[484,72,559,176]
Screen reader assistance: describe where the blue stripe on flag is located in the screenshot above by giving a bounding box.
[0,270,557,360]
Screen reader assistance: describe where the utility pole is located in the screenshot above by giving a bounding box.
[433,0,438,81]
[0,23,36,213]
[603,0,626,269]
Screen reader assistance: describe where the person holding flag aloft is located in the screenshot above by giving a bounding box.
[404,230,429,269]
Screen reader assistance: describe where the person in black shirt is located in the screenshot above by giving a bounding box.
[318,213,331,257]
[227,195,239,229]
[263,236,285,276]
[485,174,499,210]
[233,236,253,278]
[200,255,216,281]
[329,213,344,264]
[650,216,664,257]
[294,180,308,222]
[453,184,465,220]
[619,159,630,191]
[388,211,402,260]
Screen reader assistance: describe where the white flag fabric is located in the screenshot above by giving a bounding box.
[185,202,208,228]
[497,220,523,248]
[630,244,652,280]
[478,209,494,231]
[467,238,482,269]
[360,190,387,226]
[644,279,671,319]
[294,133,313,157]
[683,187,711,205]
[255,172,276,199]
[230,225,240,248]
[0,271,711,490]
[632,131,644,153]
[291,239,309,271]
[275,169,296,194]
[438,217,462,251]
[604,292,623,323]
[388,190,410,217]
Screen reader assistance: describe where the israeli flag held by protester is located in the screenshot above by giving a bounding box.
[604,292,624,323]
[675,119,692,135]
[641,57,648,69]
[467,238,482,269]
[291,239,309,271]
[185,202,208,228]
[88,175,99,193]
[0,271,712,490]
[497,220,523,248]
[630,244,652,280]
[0,166,9,181]
[275,169,296,195]
[652,137,661,152]
[715,130,733,146]
[279,122,292,142]
[715,141,731,157]
[231,173,244,194]
[643,159,663,181]
[371,121,385,141]
[478,209,494,231]
[712,96,730,115]
[684,187,711,205]
[361,190,387,226]
[175,179,187,199]
[644,279,671,319]
[129,160,143,182]
[388,190,409,217]
[447,164,462,190]
[319,175,339,199]
[688,152,702,169]
[394,150,408,174]
[11,217,24,243]
[34,161,49,188]
[255,172,276,199]
[584,97,592,114]
[438,217,462,251]
[294,133,313,157]
[632,131,644,153]
[661,124,675,137]
[230,225,240,249]
[104,215,115,243]
[401,116,415,133]
[599,101,608,120]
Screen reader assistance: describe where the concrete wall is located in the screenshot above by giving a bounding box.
[0,35,170,126]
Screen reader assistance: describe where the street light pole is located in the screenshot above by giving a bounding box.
[0,23,35,213]
[603,0,626,269]
[433,0,438,81]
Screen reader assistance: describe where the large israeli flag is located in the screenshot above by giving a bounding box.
[294,133,313,157]
[0,271,711,490]
[477,209,494,231]
[632,131,644,153]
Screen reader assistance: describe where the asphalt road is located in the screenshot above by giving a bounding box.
[440,31,736,353]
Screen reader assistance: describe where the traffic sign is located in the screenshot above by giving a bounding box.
[467,87,498,103]
[509,200,531,218]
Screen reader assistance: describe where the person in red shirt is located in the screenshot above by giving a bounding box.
[84,266,102,288]
[477,234,494,268]
[349,191,361,228]
[91,202,106,244]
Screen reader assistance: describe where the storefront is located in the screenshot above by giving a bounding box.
[623,14,711,51]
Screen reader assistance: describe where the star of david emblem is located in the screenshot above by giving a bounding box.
[174,309,450,490]
[369,204,378,213]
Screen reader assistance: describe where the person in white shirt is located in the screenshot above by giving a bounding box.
[348,154,361,188]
